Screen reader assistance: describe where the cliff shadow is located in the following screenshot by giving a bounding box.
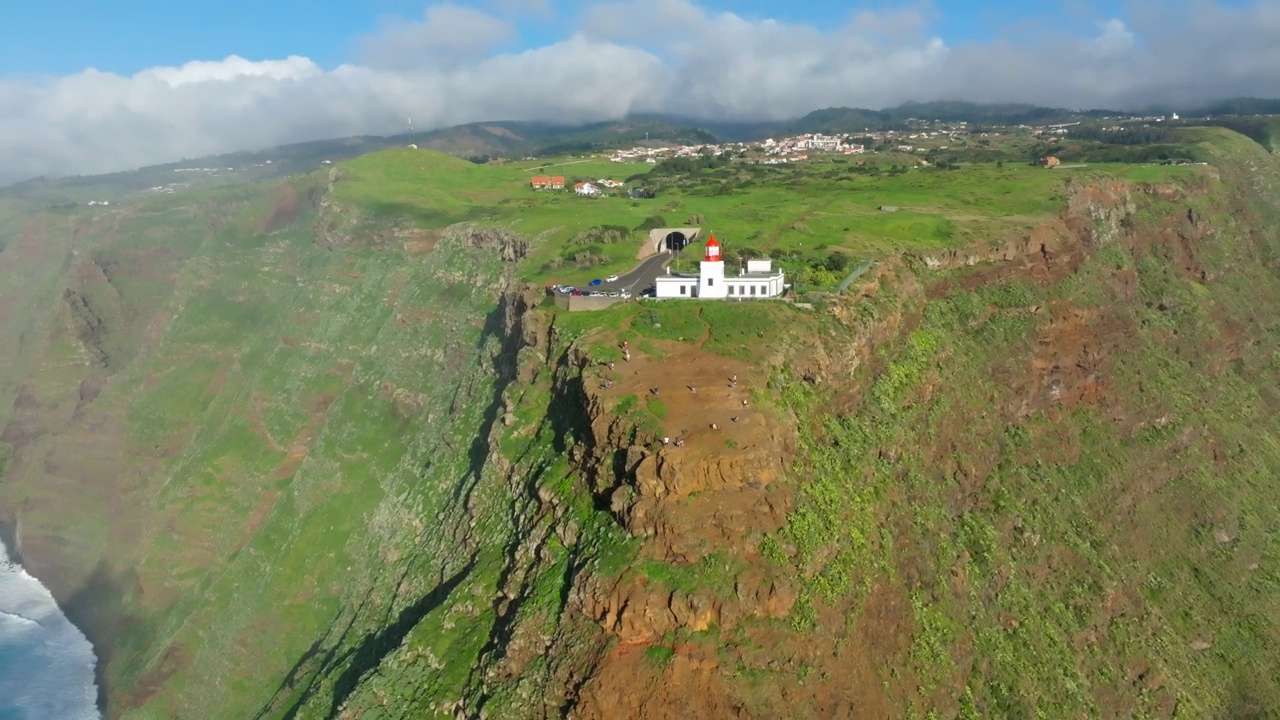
[0,515,20,563]
[60,560,141,719]
[545,352,610,513]
[447,296,525,511]
[271,555,478,719]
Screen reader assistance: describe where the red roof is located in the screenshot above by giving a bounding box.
[705,233,719,247]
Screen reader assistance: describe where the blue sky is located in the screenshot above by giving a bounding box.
[2,0,1145,76]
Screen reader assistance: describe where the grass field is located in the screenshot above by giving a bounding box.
[327,148,1198,291]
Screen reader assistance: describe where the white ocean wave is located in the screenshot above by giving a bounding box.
[0,540,100,720]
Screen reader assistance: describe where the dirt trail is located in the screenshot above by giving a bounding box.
[598,339,772,455]
[693,307,712,347]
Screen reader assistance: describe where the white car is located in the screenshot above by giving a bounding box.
[605,274,619,283]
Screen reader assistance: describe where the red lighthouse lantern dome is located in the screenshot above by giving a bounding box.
[703,233,721,262]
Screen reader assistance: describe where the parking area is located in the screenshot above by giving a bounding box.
[552,250,674,300]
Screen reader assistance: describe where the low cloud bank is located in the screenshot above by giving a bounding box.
[4,0,1280,184]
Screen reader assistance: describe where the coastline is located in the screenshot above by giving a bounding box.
[0,517,20,565]
[58,566,118,716]
[0,537,101,719]
[0,530,108,716]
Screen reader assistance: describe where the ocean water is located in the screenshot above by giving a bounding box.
[0,540,100,720]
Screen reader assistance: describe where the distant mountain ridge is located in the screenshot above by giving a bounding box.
[0,119,723,205]
[5,97,1278,203]
[787,98,1280,134]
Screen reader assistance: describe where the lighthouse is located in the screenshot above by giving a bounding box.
[699,233,728,298]
[653,229,787,299]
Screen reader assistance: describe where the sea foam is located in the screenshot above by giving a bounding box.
[0,540,100,720]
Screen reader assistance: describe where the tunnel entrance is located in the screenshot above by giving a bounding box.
[649,227,700,254]
[663,231,689,252]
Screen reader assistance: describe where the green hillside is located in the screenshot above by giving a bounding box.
[0,117,721,208]
[0,127,1279,719]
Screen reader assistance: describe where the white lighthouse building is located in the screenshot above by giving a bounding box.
[654,234,787,299]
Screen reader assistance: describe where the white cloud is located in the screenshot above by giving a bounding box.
[4,1,1280,185]
[487,0,554,19]
[359,4,518,69]
[140,55,321,86]
[1093,18,1136,54]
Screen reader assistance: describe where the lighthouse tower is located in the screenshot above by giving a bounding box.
[699,233,728,299]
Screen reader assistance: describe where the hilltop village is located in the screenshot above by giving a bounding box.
[604,112,1188,166]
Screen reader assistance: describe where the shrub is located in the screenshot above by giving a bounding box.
[644,645,675,667]
[635,215,668,232]
[571,225,632,245]
[824,252,851,272]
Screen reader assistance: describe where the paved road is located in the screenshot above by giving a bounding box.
[610,251,676,294]
[524,159,593,173]
[563,251,675,297]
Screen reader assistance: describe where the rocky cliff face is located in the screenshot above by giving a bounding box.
[443,146,1280,718]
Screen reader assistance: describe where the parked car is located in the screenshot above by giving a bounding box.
[608,291,620,298]
[589,278,603,286]
[620,291,631,299]
[605,274,619,283]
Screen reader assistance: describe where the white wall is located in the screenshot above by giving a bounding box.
[724,273,785,298]
[655,277,697,298]
[699,260,727,299]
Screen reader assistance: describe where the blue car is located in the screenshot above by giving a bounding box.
[589,278,603,286]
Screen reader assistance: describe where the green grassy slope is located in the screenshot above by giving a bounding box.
[324,148,1196,290]
[0,167,534,718]
[1193,116,1280,154]
[312,127,1280,718]
[108,230,514,719]
[743,128,1280,716]
[2,129,1278,719]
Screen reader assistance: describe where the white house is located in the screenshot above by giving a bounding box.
[654,235,787,300]
[574,182,601,196]
[801,134,844,151]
